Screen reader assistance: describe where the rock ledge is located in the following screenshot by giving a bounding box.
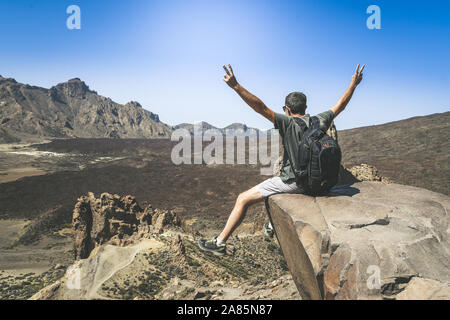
[266,181,450,300]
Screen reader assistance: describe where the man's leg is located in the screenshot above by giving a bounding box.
[218,185,263,242]
[198,177,301,255]
[198,185,263,255]
[218,177,303,242]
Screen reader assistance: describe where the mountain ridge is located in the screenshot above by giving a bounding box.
[172,121,267,136]
[338,110,450,195]
[0,76,171,142]
[0,76,275,142]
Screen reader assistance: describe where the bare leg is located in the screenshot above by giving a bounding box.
[218,185,264,242]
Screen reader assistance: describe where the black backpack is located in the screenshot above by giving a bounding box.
[291,116,341,196]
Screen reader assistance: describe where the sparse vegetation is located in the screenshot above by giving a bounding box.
[0,268,65,300]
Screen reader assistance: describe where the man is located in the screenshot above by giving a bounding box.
[198,64,365,256]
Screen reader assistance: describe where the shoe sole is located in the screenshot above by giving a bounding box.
[197,240,225,256]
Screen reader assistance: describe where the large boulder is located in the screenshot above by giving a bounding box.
[266,181,450,300]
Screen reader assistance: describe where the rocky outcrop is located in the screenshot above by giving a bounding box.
[337,163,391,185]
[347,163,391,183]
[266,181,450,300]
[0,76,172,142]
[73,192,179,259]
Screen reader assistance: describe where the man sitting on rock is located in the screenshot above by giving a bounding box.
[198,64,364,256]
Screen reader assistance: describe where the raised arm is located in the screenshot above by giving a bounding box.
[330,64,365,118]
[223,64,274,123]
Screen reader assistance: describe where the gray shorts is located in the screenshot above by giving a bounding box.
[256,176,304,198]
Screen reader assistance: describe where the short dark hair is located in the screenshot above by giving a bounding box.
[285,92,307,115]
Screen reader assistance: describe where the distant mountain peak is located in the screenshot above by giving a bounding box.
[125,101,143,108]
[0,75,17,84]
[58,77,88,86]
[225,123,249,130]
[195,121,216,127]
[51,78,94,98]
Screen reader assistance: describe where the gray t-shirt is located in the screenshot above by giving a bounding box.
[274,110,335,182]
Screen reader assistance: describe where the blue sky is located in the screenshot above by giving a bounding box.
[0,0,448,130]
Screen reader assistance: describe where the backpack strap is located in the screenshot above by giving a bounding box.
[310,116,320,130]
[308,116,325,140]
[291,117,310,182]
[292,117,308,133]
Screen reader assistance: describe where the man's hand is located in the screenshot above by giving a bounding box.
[330,64,365,117]
[223,64,239,90]
[223,64,274,123]
[350,64,365,88]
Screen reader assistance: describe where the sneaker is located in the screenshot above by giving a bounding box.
[263,222,274,238]
[198,236,226,256]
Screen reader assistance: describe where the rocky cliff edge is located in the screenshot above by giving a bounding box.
[266,181,450,300]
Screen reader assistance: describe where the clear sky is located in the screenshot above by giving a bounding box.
[0,0,448,130]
